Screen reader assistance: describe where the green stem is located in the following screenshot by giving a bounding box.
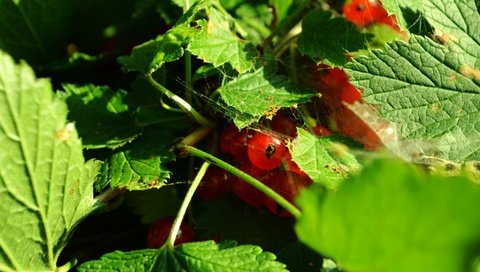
[56,259,77,272]
[180,126,214,150]
[146,74,215,127]
[167,161,211,248]
[184,51,193,103]
[94,188,125,203]
[177,144,302,218]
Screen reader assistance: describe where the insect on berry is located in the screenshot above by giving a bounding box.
[247,131,290,170]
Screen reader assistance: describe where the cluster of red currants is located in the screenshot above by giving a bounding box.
[313,64,385,150]
[342,0,401,31]
[197,113,317,217]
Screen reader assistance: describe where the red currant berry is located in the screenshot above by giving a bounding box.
[247,132,289,170]
[197,166,231,201]
[146,217,194,248]
[312,124,333,137]
[313,65,362,108]
[232,162,271,207]
[219,124,250,162]
[340,84,362,104]
[269,112,298,138]
[343,0,389,27]
[264,171,312,217]
[284,158,308,179]
[331,106,384,150]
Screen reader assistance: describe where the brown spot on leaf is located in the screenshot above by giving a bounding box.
[459,64,480,80]
[55,123,75,141]
[431,104,439,112]
[432,29,458,45]
[264,106,279,119]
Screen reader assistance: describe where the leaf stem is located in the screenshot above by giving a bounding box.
[56,259,77,272]
[176,144,302,218]
[180,126,214,149]
[167,161,211,248]
[184,51,193,103]
[146,74,215,127]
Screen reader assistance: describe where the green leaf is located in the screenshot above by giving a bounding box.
[231,3,273,46]
[0,51,100,271]
[63,84,141,149]
[422,0,479,70]
[289,129,361,190]
[77,249,160,271]
[78,240,288,271]
[297,10,370,67]
[187,7,257,73]
[0,0,74,64]
[345,1,480,162]
[99,126,178,191]
[218,67,315,128]
[118,24,199,75]
[296,159,480,272]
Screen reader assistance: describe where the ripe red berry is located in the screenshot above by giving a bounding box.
[269,112,298,138]
[247,131,290,170]
[284,158,308,179]
[146,217,194,248]
[331,106,383,150]
[232,162,271,207]
[263,171,312,217]
[219,124,250,162]
[340,84,362,104]
[342,0,389,27]
[312,124,333,137]
[197,166,231,201]
[313,65,362,107]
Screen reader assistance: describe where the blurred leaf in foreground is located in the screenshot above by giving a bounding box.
[296,159,480,272]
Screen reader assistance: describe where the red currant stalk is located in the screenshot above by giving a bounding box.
[166,161,211,248]
[146,74,215,127]
[177,143,302,218]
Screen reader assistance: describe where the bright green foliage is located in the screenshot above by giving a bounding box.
[63,84,141,149]
[0,51,101,271]
[345,0,480,162]
[0,0,74,64]
[289,129,361,190]
[78,240,288,271]
[118,25,199,75]
[422,0,479,70]
[218,67,315,128]
[77,249,160,272]
[297,10,370,66]
[296,159,480,272]
[97,127,177,191]
[187,7,257,73]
